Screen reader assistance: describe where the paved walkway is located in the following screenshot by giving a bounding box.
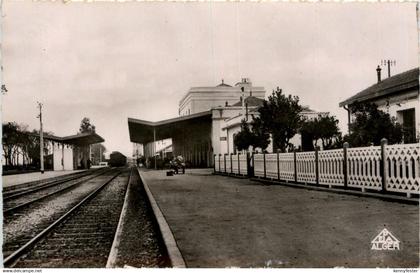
[141,169,419,268]
[2,170,84,188]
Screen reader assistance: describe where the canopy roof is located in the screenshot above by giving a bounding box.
[232,96,265,107]
[128,110,212,144]
[43,132,105,146]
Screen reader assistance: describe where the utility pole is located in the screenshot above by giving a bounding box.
[37,102,44,174]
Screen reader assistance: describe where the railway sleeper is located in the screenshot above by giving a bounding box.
[48,234,113,240]
[31,242,112,250]
[52,231,114,238]
[59,227,115,232]
[31,246,112,256]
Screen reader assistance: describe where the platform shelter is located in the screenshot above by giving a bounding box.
[128,111,213,168]
[43,132,104,171]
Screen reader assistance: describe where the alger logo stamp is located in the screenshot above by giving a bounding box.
[371,228,400,250]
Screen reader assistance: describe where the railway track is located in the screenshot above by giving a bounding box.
[3,168,112,215]
[3,169,98,198]
[4,168,131,268]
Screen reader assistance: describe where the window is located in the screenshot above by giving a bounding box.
[398,108,416,143]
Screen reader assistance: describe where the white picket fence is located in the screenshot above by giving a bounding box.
[254,154,264,178]
[239,154,248,175]
[214,153,248,176]
[318,149,344,186]
[214,142,420,197]
[278,153,295,181]
[347,146,382,191]
[385,143,419,195]
[296,152,317,184]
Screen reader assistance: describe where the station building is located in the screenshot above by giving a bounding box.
[179,78,265,116]
[129,78,265,167]
[128,78,326,167]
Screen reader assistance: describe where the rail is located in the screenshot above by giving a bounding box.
[3,170,123,267]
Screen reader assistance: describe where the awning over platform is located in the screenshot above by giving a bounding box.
[128,111,212,144]
[43,132,105,146]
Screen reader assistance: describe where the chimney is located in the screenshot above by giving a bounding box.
[241,87,245,118]
[225,101,228,107]
[250,90,252,97]
[376,65,382,83]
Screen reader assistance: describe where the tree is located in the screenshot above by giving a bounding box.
[2,123,51,168]
[347,102,403,146]
[91,143,106,164]
[25,130,42,166]
[234,120,254,152]
[234,118,271,153]
[250,117,270,151]
[300,114,341,150]
[79,117,96,134]
[255,88,303,152]
[2,122,20,166]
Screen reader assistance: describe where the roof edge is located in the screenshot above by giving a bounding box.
[128,110,212,127]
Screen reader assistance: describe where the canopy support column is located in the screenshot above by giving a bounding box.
[154,128,156,169]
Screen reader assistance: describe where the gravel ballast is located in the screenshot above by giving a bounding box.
[114,169,170,268]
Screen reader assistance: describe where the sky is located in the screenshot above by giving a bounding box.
[2,1,418,158]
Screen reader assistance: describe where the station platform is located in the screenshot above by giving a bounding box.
[2,170,84,188]
[140,169,419,268]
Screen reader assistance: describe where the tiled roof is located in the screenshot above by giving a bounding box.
[339,67,419,107]
[232,96,265,107]
[216,83,232,87]
[301,106,316,112]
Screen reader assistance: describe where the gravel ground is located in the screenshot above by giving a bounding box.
[3,170,120,258]
[142,170,419,268]
[114,169,170,268]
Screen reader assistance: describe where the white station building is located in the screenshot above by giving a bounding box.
[128,78,325,167]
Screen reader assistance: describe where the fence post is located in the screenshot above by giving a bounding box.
[343,142,349,189]
[224,153,227,174]
[263,152,267,179]
[380,138,388,194]
[251,152,254,177]
[253,151,257,178]
[230,153,233,174]
[315,147,319,186]
[219,154,221,173]
[214,154,216,173]
[238,153,240,175]
[294,150,297,183]
[277,149,280,181]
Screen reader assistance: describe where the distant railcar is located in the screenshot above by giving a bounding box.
[109,151,127,167]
